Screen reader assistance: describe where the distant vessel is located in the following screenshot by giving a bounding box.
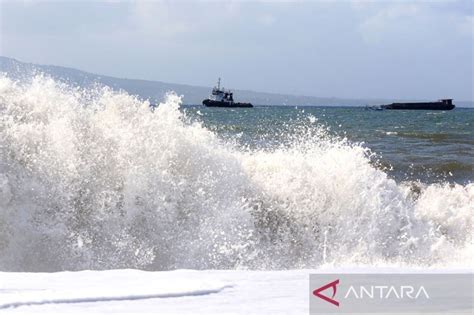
[202,78,253,108]
[380,99,455,110]
[365,105,384,111]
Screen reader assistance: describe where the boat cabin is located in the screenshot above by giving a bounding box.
[211,78,234,103]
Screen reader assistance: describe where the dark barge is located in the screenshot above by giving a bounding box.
[381,99,455,110]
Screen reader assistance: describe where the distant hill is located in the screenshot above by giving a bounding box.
[1,56,471,107]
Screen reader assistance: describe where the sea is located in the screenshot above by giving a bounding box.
[0,74,472,273]
[184,105,473,185]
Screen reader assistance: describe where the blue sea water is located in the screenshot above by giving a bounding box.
[184,106,474,185]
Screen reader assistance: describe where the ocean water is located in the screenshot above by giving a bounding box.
[0,75,472,272]
[184,105,474,185]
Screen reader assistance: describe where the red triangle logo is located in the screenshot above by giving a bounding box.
[312,279,340,307]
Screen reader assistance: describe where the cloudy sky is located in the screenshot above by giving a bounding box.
[0,0,472,100]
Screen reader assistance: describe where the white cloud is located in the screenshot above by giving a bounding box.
[258,14,276,26]
[456,15,473,37]
[355,1,473,44]
[128,1,245,39]
[357,3,421,43]
[130,1,192,38]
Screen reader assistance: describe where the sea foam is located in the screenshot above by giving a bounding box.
[0,74,472,271]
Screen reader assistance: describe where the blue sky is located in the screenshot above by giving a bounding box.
[0,0,472,100]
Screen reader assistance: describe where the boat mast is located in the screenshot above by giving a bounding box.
[217,77,221,90]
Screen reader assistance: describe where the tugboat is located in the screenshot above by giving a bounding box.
[202,78,253,108]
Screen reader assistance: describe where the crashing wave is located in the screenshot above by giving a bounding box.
[0,74,472,271]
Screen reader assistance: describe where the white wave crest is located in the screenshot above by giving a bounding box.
[0,74,472,271]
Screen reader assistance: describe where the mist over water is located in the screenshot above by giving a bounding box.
[0,75,472,272]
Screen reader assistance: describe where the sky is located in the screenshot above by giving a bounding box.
[0,0,472,101]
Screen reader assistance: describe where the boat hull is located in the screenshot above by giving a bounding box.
[202,99,253,108]
[381,102,455,110]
